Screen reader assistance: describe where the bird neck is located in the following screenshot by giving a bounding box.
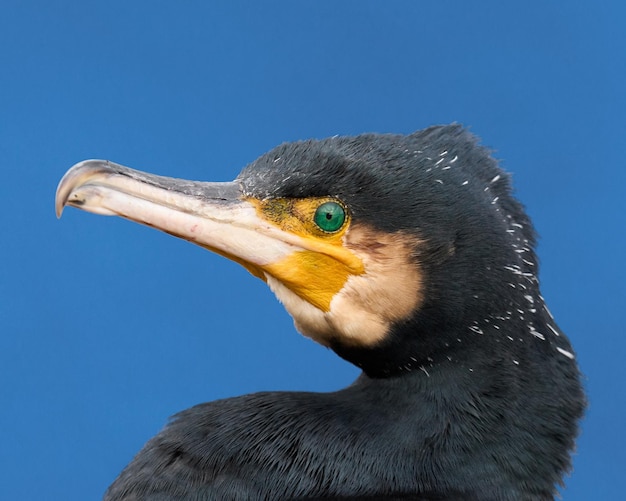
[330,319,485,379]
[337,355,567,500]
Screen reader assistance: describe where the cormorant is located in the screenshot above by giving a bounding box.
[56,125,585,500]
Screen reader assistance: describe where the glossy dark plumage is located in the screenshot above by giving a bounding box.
[59,125,584,500]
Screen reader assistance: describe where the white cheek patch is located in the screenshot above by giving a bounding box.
[328,227,423,346]
[265,226,424,349]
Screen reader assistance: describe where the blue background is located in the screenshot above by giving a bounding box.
[1,2,623,499]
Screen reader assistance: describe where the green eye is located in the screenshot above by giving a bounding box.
[314,201,346,233]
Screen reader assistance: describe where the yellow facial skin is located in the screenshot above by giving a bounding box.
[250,197,364,312]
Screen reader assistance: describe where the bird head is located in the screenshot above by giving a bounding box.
[55,125,575,377]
